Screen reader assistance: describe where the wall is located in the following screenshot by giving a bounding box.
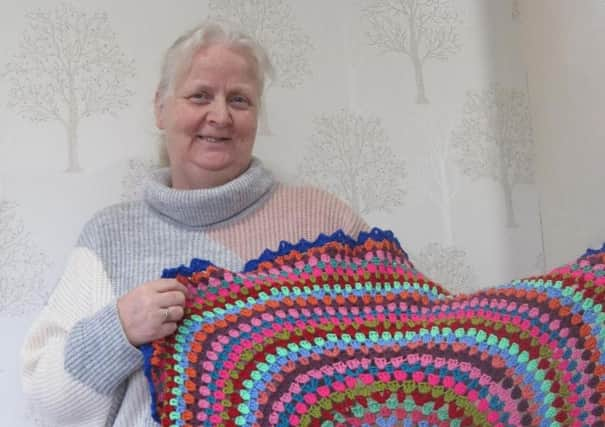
[519,0,605,267]
[1,1,545,425]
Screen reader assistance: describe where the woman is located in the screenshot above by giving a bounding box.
[21,22,367,426]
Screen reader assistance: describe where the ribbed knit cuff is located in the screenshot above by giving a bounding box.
[65,302,143,395]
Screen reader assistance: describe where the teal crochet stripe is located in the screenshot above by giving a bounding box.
[142,228,605,427]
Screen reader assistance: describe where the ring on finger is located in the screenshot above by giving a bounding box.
[160,308,170,322]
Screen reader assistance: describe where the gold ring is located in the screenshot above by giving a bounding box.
[161,308,169,322]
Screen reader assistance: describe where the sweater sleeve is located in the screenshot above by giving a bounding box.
[21,246,143,426]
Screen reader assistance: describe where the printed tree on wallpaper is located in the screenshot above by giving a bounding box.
[0,201,50,316]
[3,3,135,172]
[208,0,312,133]
[452,86,534,228]
[299,109,406,215]
[420,126,459,244]
[363,0,460,104]
[413,242,476,293]
[121,158,156,202]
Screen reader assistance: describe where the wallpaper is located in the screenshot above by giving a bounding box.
[1,1,596,425]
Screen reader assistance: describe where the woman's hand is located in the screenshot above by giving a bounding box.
[117,279,188,347]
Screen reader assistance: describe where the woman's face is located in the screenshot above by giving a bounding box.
[156,43,260,189]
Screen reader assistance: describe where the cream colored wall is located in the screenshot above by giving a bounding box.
[519,0,605,268]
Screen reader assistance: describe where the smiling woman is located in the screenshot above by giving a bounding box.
[155,25,268,190]
[20,21,368,427]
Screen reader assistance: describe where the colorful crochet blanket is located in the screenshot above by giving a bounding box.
[142,229,605,427]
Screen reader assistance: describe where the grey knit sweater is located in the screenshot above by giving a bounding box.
[22,158,367,426]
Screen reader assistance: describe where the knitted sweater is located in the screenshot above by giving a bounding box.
[21,158,367,427]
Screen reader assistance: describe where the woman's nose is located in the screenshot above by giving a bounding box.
[207,98,231,126]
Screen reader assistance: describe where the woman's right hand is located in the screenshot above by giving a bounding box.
[117,279,188,347]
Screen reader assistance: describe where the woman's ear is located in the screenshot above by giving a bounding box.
[154,91,165,130]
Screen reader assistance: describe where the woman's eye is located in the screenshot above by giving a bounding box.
[230,95,251,107]
[190,92,211,103]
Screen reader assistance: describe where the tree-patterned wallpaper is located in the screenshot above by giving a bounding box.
[452,85,534,228]
[3,3,135,172]
[2,1,601,426]
[363,0,461,104]
[299,109,406,216]
[0,200,51,317]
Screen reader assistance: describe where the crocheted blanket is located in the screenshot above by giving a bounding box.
[142,229,605,427]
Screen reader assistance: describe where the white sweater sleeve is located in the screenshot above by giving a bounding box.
[21,247,142,426]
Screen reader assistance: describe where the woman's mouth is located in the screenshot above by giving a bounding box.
[197,135,231,143]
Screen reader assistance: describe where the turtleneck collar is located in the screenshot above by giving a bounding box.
[143,158,275,227]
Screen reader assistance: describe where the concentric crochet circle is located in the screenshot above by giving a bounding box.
[142,229,605,427]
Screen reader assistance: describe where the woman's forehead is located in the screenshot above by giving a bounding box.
[178,44,260,88]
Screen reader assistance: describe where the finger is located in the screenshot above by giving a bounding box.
[152,279,189,294]
[157,322,178,338]
[156,307,170,323]
[156,291,186,308]
[169,305,184,322]
[155,305,184,324]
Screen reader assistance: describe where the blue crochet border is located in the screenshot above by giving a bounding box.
[160,227,407,278]
[139,343,159,422]
[581,242,605,259]
[141,227,404,422]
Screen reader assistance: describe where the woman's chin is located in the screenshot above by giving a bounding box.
[188,161,249,186]
[194,160,239,177]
